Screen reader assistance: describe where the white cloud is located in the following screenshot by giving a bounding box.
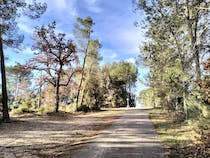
[113,47,140,55]
[118,29,143,46]
[41,0,78,19]
[84,0,102,13]
[22,46,37,55]
[100,49,119,65]
[126,57,136,64]
[54,0,67,10]
[110,53,117,59]
[109,28,143,55]
[18,23,33,34]
[101,49,118,59]
[96,14,144,56]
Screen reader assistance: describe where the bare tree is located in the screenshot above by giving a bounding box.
[29,22,80,112]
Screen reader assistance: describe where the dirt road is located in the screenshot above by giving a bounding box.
[0,109,163,158]
[70,109,163,158]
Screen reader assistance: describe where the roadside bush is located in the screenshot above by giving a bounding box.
[37,106,53,115]
[19,102,29,113]
[17,98,33,112]
[65,103,77,113]
[10,104,29,115]
[77,104,101,112]
[90,105,100,111]
[77,105,90,113]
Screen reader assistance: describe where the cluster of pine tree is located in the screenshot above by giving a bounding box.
[134,0,209,121]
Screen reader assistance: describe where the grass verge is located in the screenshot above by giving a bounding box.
[147,108,210,158]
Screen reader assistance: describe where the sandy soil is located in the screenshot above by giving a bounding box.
[0,110,124,158]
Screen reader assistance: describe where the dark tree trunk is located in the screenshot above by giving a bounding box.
[55,77,60,113]
[38,84,42,108]
[195,47,201,81]
[0,36,10,122]
[185,0,201,80]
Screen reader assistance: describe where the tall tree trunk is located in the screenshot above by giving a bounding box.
[79,62,94,108]
[170,27,188,117]
[195,50,201,80]
[0,36,10,122]
[38,84,42,108]
[38,72,43,108]
[55,77,60,113]
[185,0,201,80]
[183,90,188,121]
[152,89,155,108]
[14,78,19,101]
[194,10,201,80]
[76,40,90,110]
[75,59,86,110]
[79,81,86,107]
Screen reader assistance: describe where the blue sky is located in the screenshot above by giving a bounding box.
[5,0,148,102]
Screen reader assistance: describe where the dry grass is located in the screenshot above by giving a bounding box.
[147,108,210,158]
[0,109,124,158]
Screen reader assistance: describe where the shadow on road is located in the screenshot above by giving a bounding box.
[69,109,163,158]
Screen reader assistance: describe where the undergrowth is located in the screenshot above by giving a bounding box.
[147,108,210,158]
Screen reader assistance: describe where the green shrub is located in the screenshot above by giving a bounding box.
[10,103,29,115]
[19,103,29,113]
[65,103,77,112]
[77,105,90,113]
[89,104,100,111]
[37,106,53,115]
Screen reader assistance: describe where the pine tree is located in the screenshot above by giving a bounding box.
[0,0,46,122]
